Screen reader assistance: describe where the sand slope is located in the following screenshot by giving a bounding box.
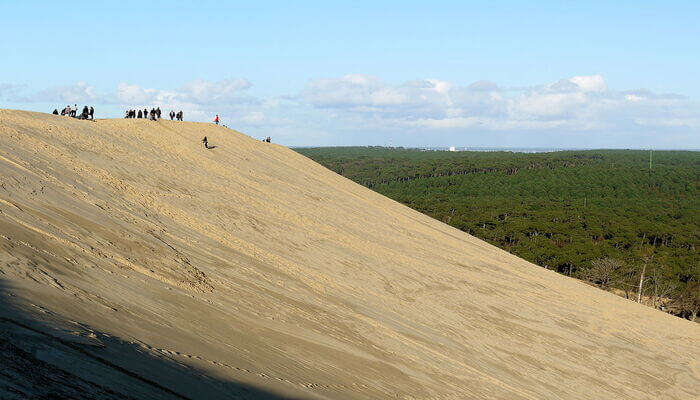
[0,109,697,399]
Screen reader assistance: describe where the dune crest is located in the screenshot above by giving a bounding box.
[0,109,698,399]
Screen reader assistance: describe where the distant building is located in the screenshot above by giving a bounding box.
[449,146,456,152]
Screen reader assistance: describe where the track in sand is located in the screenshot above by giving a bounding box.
[0,110,698,399]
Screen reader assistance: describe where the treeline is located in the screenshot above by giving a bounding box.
[295,147,700,321]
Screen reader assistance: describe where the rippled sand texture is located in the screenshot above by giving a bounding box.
[1,109,698,399]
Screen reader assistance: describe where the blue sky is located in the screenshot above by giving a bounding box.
[1,0,698,148]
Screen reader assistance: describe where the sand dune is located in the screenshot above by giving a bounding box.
[0,109,697,399]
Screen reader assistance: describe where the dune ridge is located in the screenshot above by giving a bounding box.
[0,109,698,399]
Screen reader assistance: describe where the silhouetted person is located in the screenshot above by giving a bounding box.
[202,136,208,148]
[52,109,59,115]
[89,106,94,120]
[169,111,175,120]
[156,107,161,119]
[76,106,88,119]
[137,110,142,118]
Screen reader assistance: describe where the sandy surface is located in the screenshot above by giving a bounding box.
[0,109,698,399]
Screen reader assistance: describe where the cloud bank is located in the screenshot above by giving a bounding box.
[1,74,698,147]
[302,74,698,134]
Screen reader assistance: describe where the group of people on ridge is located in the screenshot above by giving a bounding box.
[169,110,184,121]
[125,107,173,120]
[51,106,273,147]
[53,105,94,120]
[123,108,185,121]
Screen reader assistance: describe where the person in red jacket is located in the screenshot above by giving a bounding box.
[214,114,220,125]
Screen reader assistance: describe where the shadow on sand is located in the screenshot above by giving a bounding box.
[0,281,309,400]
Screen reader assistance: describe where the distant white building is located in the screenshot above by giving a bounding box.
[449,146,456,152]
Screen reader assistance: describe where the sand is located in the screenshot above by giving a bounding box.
[0,109,698,399]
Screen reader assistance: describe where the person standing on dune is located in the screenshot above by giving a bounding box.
[214,114,220,125]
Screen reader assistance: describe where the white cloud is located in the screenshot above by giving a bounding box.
[301,74,700,136]
[17,82,106,103]
[569,74,607,92]
[510,91,589,119]
[116,78,254,106]
[0,83,26,100]
[467,80,499,92]
[117,83,159,104]
[177,78,252,104]
[239,111,265,124]
[303,74,453,113]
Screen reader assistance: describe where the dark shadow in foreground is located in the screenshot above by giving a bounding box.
[0,281,310,400]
